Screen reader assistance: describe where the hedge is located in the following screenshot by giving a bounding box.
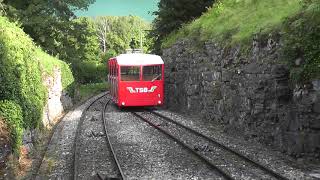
[73,61,106,84]
[0,17,75,152]
[0,100,23,153]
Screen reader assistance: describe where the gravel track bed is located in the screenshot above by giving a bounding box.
[35,93,107,179]
[137,111,275,180]
[75,95,119,180]
[154,110,314,180]
[105,108,223,179]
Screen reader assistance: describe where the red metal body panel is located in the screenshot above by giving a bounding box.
[108,57,164,107]
[118,79,164,107]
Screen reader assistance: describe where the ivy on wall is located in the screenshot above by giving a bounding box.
[0,17,74,153]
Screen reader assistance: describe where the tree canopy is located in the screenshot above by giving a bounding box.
[2,0,104,83]
[4,0,94,19]
[94,16,152,56]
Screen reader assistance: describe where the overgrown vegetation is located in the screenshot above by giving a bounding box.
[39,49,75,96]
[161,0,320,82]
[0,17,74,153]
[163,0,301,48]
[2,0,105,84]
[282,0,320,83]
[75,82,109,103]
[73,61,106,84]
[0,101,23,153]
[0,17,46,130]
[150,0,214,53]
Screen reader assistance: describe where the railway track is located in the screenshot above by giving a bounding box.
[73,93,124,180]
[102,99,125,180]
[132,110,290,180]
[35,93,310,179]
[71,95,295,179]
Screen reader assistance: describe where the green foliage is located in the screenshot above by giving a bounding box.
[282,0,320,82]
[23,16,102,84]
[0,17,75,152]
[4,0,95,20]
[0,0,5,15]
[150,0,215,53]
[75,82,109,102]
[94,16,152,54]
[160,0,319,83]
[0,17,47,129]
[73,61,106,84]
[102,49,117,61]
[38,49,75,96]
[0,101,23,154]
[65,17,101,63]
[163,0,302,48]
[3,0,100,85]
[3,0,97,57]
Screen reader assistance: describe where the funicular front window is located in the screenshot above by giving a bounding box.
[121,66,140,81]
[143,65,162,81]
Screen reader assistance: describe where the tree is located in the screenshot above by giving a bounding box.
[94,16,111,53]
[150,0,215,53]
[94,16,152,54]
[0,0,4,15]
[4,0,95,19]
[2,0,96,59]
[52,17,102,83]
[2,0,104,83]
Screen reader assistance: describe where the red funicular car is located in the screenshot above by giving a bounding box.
[108,53,164,107]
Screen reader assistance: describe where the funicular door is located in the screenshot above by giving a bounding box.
[141,64,164,105]
[108,60,113,97]
[109,60,118,102]
[115,64,119,103]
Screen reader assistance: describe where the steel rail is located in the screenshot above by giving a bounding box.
[150,110,289,180]
[73,93,108,180]
[131,112,234,180]
[102,100,126,180]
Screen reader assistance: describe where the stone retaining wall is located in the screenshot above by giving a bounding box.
[163,36,320,158]
[42,68,73,127]
[22,67,73,152]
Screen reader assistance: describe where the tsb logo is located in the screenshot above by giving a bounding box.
[127,86,157,93]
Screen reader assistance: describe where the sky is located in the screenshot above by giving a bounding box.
[75,0,159,22]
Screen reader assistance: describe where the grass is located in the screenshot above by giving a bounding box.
[163,0,302,48]
[75,82,110,102]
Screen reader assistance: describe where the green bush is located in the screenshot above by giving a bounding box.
[0,100,23,153]
[39,49,75,97]
[0,17,46,129]
[0,16,75,152]
[75,82,109,102]
[73,61,107,84]
[282,0,320,83]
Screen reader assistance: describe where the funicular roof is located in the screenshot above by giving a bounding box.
[115,53,164,66]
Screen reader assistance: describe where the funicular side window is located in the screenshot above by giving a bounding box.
[120,66,140,81]
[110,62,113,76]
[110,63,113,76]
[143,65,162,81]
[115,64,118,77]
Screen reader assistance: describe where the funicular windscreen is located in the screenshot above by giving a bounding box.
[121,66,140,81]
[143,65,162,81]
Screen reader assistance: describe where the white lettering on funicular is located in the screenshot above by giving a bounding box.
[127,86,157,93]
